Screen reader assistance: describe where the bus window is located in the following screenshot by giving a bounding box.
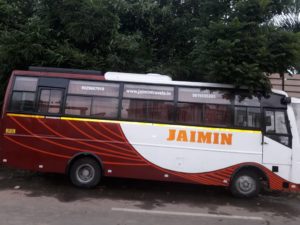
[235,95,260,107]
[13,76,38,92]
[234,94,261,129]
[121,99,174,123]
[121,99,147,121]
[10,92,36,112]
[122,84,175,123]
[65,80,120,119]
[9,76,38,112]
[91,97,119,118]
[147,101,174,123]
[203,104,232,127]
[234,107,261,128]
[65,96,92,116]
[177,102,202,125]
[38,89,64,114]
[177,87,232,126]
[265,110,290,146]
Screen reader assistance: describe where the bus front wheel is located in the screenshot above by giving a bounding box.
[69,157,102,188]
[230,170,261,198]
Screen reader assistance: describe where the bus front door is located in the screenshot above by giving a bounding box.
[262,109,292,167]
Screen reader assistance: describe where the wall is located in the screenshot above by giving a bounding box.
[269,73,300,98]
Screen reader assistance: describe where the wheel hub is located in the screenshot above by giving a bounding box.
[76,164,95,183]
[237,176,255,194]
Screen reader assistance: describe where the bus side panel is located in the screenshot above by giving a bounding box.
[1,116,69,173]
[120,123,263,173]
[2,114,299,190]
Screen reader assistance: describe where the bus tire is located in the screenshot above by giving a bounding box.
[69,157,101,188]
[230,170,261,198]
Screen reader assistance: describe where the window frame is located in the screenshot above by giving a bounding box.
[176,86,235,128]
[234,105,262,130]
[8,76,39,113]
[64,79,121,120]
[263,108,292,148]
[120,98,175,123]
[36,87,65,116]
[8,91,37,113]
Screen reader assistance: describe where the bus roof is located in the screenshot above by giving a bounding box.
[12,70,105,81]
[105,72,235,89]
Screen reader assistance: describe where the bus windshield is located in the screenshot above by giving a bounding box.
[292,103,300,140]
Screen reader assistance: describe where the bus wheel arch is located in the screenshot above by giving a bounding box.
[230,165,269,198]
[66,153,103,188]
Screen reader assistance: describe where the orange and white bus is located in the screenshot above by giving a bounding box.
[1,67,300,198]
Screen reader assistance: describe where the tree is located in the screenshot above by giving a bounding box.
[190,0,299,93]
[270,0,300,32]
[0,0,300,101]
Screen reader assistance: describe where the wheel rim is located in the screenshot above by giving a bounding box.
[76,164,95,184]
[235,175,256,195]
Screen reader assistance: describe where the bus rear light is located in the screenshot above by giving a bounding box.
[38,165,44,169]
[2,159,7,163]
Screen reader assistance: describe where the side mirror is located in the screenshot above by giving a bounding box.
[265,116,272,126]
[281,97,291,104]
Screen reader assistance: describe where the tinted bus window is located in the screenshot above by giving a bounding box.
[177,87,232,126]
[13,76,38,92]
[204,104,232,126]
[235,107,261,128]
[66,80,120,119]
[91,97,119,118]
[234,94,261,129]
[177,103,202,125]
[121,99,147,120]
[10,92,35,112]
[147,101,174,123]
[38,89,63,114]
[122,84,174,123]
[9,76,38,112]
[65,96,92,116]
[121,99,174,123]
[235,95,260,107]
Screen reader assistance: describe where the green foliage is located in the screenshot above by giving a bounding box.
[0,0,300,100]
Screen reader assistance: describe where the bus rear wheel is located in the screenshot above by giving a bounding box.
[69,157,101,188]
[230,170,261,198]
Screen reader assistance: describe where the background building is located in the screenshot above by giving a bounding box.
[269,73,300,98]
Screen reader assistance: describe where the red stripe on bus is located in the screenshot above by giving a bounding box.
[37,119,140,160]
[11,117,142,162]
[5,136,70,159]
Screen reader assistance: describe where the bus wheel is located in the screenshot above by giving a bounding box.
[69,157,101,188]
[230,170,261,198]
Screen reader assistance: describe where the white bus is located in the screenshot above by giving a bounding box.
[1,67,300,198]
